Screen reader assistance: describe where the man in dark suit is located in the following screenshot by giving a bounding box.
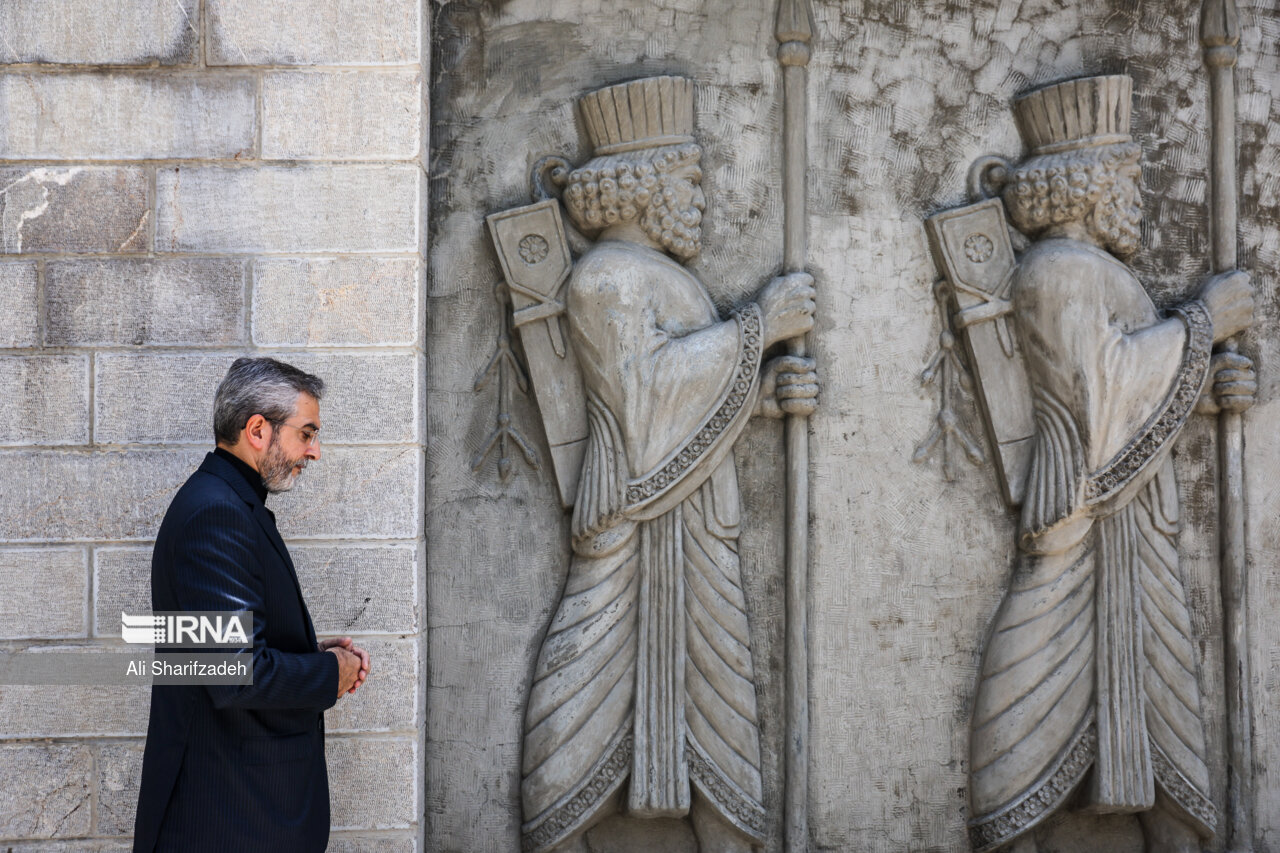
[133,357,370,853]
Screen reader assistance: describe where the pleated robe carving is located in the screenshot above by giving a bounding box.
[522,243,766,852]
[968,240,1217,851]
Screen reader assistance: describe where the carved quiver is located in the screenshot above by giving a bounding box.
[487,200,588,506]
[926,198,1035,506]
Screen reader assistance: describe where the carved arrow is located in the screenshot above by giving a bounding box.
[1201,1,1254,851]
[776,0,814,849]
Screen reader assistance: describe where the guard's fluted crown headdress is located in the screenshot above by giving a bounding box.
[1014,75,1133,156]
[578,76,695,157]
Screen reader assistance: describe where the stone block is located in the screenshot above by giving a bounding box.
[0,168,149,255]
[0,650,151,739]
[0,0,198,65]
[252,258,418,347]
[294,544,418,635]
[94,352,417,445]
[0,74,255,161]
[0,262,38,348]
[0,450,204,542]
[326,835,416,853]
[271,447,420,540]
[0,355,90,445]
[208,0,419,66]
[0,744,92,838]
[92,547,152,637]
[263,71,420,160]
[45,259,244,347]
[95,742,145,836]
[0,548,87,639]
[155,166,419,253]
[324,737,417,830]
[322,638,417,734]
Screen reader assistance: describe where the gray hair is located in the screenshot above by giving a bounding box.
[213,357,325,445]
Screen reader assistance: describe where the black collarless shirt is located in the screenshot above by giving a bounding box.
[214,447,269,505]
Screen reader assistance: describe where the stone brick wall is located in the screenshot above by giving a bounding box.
[0,1,426,849]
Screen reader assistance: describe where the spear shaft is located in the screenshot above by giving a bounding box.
[1201,0,1253,849]
[776,1,813,849]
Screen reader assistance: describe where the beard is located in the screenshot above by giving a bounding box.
[1090,180,1143,260]
[259,434,308,493]
[641,183,703,261]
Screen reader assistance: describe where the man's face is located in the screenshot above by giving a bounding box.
[260,392,322,494]
[643,159,705,261]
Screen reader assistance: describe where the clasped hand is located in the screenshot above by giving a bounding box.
[322,637,371,698]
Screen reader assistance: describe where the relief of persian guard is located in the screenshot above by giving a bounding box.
[929,75,1255,853]
[490,76,818,852]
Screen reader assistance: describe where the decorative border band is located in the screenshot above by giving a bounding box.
[687,740,766,840]
[522,732,633,853]
[1151,744,1216,835]
[968,719,1097,852]
[1085,300,1213,503]
[625,303,763,506]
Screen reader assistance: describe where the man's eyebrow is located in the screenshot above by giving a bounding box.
[302,421,320,431]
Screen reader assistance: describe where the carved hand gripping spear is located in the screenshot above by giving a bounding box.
[1201,1,1255,850]
[776,0,814,849]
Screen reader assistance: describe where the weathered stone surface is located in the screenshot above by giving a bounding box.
[0,548,87,639]
[262,71,421,160]
[0,74,255,160]
[94,352,417,445]
[5,843,132,852]
[252,258,419,347]
[45,259,244,347]
[207,0,419,66]
[0,262,38,348]
[155,166,418,253]
[294,544,418,635]
[0,356,89,446]
[323,638,416,734]
[92,547,151,637]
[324,737,417,830]
[0,168,149,254]
[95,742,144,836]
[0,744,92,838]
[271,447,420,540]
[0,450,203,542]
[326,835,416,853]
[0,0,198,65]
[0,680,149,740]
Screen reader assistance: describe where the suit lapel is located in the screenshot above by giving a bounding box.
[199,452,320,648]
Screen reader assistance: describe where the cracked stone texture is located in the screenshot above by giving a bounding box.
[325,835,416,853]
[430,1,1280,851]
[0,262,38,347]
[207,0,420,66]
[0,548,87,639]
[154,166,419,254]
[0,74,255,160]
[0,355,89,446]
[0,0,199,65]
[251,258,420,347]
[0,680,149,740]
[95,543,418,638]
[93,352,418,445]
[0,168,149,254]
[323,637,418,734]
[93,742,144,837]
[0,744,92,838]
[45,258,244,347]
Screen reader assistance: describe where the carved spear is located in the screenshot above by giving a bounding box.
[1201,0,1254,850]
[776,0,813,849]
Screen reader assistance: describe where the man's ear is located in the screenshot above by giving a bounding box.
[243,414,272,452]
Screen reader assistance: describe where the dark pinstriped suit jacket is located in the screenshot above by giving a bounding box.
[133,451,339,853]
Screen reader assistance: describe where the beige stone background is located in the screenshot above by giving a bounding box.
[429,1,1280,852]
[1,1,1279,852]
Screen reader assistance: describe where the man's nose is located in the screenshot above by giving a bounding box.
[306,443,322,461]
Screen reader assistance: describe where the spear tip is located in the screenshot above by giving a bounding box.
[775,0,814,44]
[1200,0,1240,48]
